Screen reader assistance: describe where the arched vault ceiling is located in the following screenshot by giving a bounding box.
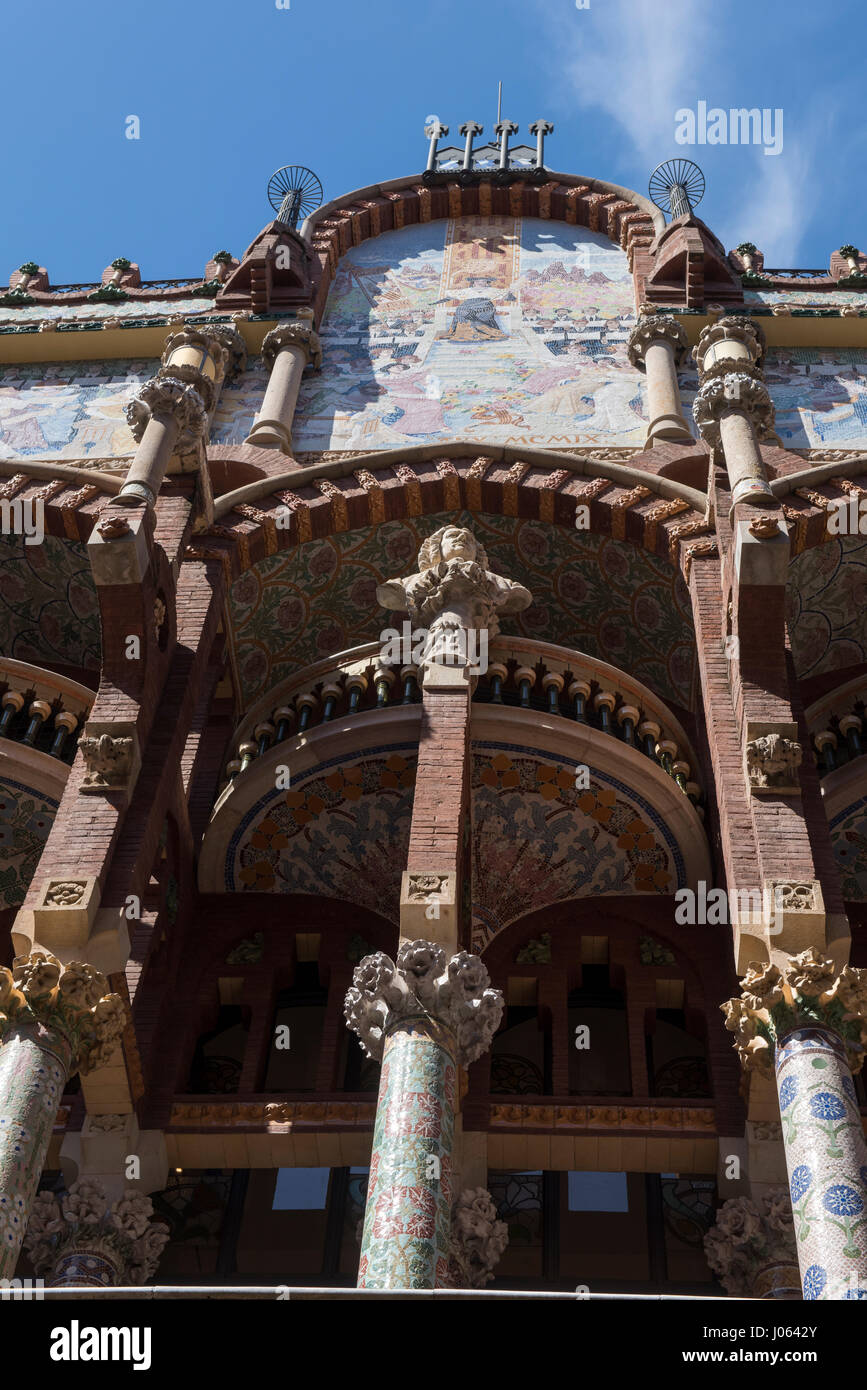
[228,510,696,710]
[787,535,867,679]
[0,534,100,670]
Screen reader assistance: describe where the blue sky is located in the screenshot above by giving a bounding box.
[2,0,863,283]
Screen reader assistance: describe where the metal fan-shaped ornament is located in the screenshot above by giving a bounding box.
[648,159,705,220]
[267,166,323,229]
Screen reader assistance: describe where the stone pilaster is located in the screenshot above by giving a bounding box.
[0,953,126,1279]
[704,1190,800,1298]
[23,1177,169,1286]
[627,314,692,444]
[723,949,867,1299]
[344,940,503,1289]
[244,318,321,454]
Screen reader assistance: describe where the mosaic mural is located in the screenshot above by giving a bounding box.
[764,349,867,449]
[787,534,867,678]
[226,748,417,921]
[223,743,686,936]
[229,511,695,709]
[470,745,683,950]
[0,777,57,910]
[744,289,867,308]
[210,356,268,445]
[0,358,158,460]
[829,795,867,902]
[292,217,644,451]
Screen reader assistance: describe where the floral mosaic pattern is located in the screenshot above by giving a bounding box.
[358,1026,454,1288]
[0,358,158,459]
[775,1027,867,1299]
[829,796,867,902]
[0,534,100,670]
[787,534,867,678]
[227,749,417,920]
[229,510,695,709]
[471,745,682,950]
[293,217,644,451]
[0,778,57,910]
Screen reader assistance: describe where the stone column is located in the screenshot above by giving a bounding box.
[0,953,125,1280]
[244,319,321,454]
[704,1190,800,1298]
[692,316,776,511]
[23,1176,169,1287]
[121,377,208,507]
[344,940,503,1289]
[723,949,867,1300]
[627,315,693,444]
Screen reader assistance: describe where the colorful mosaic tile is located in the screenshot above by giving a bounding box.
[210,356,269,445]
[0,358,159,460]
[787,534,867,678]
[471,745,684,950]
[764,348,867,449]
[229,510,695,710]
[0,534,100,670]
[293,217,644,451]
[0,777,57,911]
[829,795,867,902]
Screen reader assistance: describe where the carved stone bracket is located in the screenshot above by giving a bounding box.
[79,719,141,794]
[446,1188,509,1288]
[745,722,802,795]
[343,939,504,1066]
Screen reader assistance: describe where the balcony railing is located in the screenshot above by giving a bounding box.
[0,658,93,766]
[220,639,703,808]
[807,677,867,778]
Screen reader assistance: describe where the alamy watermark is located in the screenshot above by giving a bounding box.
[675,880,785,934]
[675,103,783,157]
[0,497,44,546]
[379,620,489,676]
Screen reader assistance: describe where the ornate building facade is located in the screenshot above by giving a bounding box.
[2,138,867,1297]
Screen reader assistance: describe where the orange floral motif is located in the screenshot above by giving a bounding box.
[616,817,656,852]
[324,766,364,800]
[283,789,326,824]
[634,862,671,891]
[535,764,575,800]
[238,859,276,890]
[479,752,520,790]
[249,816,289,851]
[576,787,616,823]
[380,755,416,790]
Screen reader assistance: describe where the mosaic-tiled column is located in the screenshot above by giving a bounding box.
[23,1177,169,1287]
[704,1190,800,1299]
[723,949,867,1300]
[344,940,503,1289]
[0,954,125,1279]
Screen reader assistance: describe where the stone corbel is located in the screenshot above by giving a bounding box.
[400,870,458,946]
[744,720,802,797]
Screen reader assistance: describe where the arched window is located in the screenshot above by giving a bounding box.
[188,1005,251,1094]
[490,1003,552,1094]
[264,962,328,1092]
[568,964,631,1095]
[647,1007,711,1098]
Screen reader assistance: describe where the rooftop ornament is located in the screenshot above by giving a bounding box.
[422,116,554,185]
[648,158,705,221]
[267,165,323,230]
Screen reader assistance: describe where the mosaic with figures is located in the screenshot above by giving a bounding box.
[0,358,158,460]
[229,511,695,710]
[292,217,644,451]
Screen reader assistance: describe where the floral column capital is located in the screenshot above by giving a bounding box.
[721,948,867,1077]
[704,1190,799,1297]
[344,939,503,1067]
[125,376,209,452]
[447,1187,509,1287]
[626,314,689,369]
[0,952,126,1074]
[261,321,322,370]
[23,1177,169,1286]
